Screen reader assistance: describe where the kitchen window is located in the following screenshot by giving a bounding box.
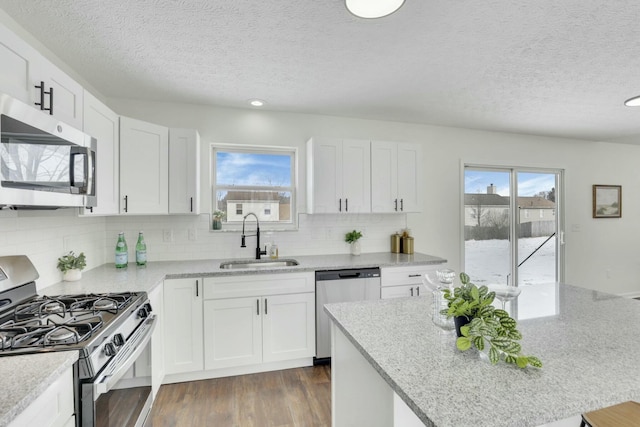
[211,145,296,230]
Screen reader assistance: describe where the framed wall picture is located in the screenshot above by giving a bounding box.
[593,185,622,218]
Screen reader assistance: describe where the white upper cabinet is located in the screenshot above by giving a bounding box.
[0,23,38,103]
[0,22,83,129]
[371,141,422,213]
[81,90,119,215]
[120,116,169,214]
[307,138,371,214]
[169,128,200,214]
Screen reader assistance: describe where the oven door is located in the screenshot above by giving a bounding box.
[81,314,156,427]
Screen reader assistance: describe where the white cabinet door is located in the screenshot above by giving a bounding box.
[342,139,371,213]
[81,90,119,215]
[262,293,315,363]
[396,142,422,213]
[34,59,84,129]
[169,128,200,214]
[371,140,399,213]
[307,138,370,214]
[149,285,165,399]
[120,116,169,214]
[203,297,262,370]
[163,278,203,375]
[307,137,342,214]
[371,141,422,213]
[0,23,38,103]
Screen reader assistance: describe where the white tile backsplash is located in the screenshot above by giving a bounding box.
[0,209,106,290]
[0,208,408,289]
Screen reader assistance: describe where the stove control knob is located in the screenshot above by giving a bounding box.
[113,333,125,347]
[138,306,149,319]
[145,302,153,313]
[104,342,117,357]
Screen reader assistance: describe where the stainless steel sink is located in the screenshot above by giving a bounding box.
[219,259,299,270]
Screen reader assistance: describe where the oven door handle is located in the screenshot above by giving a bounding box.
[93,314,156,398]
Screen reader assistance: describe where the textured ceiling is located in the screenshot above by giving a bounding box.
[2,0,640,142]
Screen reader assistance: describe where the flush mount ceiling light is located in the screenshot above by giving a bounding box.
[624,96,640,107]
[248,99,266,107]
[345,0,405,19]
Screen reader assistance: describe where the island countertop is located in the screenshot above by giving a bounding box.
[324,283,640,427]
[42,252,445,295]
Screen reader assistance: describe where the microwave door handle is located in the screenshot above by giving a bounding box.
[93,315,156,397]
[69,146,89,193]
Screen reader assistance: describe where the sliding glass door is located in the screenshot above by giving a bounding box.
[463,167,563,290]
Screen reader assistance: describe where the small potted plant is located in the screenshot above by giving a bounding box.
[345,230,363,256]
[441,272,542,369]
[212,210,225,230]
[57,251,86,281]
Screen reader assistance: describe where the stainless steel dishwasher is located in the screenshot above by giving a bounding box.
[315,267,381,362]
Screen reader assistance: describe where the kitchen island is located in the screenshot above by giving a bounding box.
[325,283,640,427]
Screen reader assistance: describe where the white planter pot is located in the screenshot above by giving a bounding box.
[350,241,361,256]
[63,268,82,282]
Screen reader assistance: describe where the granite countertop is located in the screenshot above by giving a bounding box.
[324,283,640,427]
[43,252,446,295]
[0,351,78,427]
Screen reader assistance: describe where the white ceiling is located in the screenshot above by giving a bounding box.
[2,0,640,142]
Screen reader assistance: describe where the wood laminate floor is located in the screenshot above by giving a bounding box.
[147,365,331,427]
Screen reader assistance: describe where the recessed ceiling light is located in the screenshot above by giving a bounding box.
[345,0,405,19]
[624,96,640,107]
[249,99,265,107]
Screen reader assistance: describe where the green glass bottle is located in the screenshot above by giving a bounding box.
[136,231,147,266]
[115,232,128,268]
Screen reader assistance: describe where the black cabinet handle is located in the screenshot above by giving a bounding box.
[339,198,342,212]
[196,280,199,297]
[410,287,414,297]
[408,274,421,278]
[47,86,53,115]
[257,299,260,315]
[124,195,128,213]
[394,199,398,211]
[400,199,404,211]
[190,197,193,212]
[265,298,268,315]
[345,198,348,212]
[416,286,420,296]
[34,81,45,111]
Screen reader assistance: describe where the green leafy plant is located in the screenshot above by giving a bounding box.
[212,210,226,219]
[56,251,86,273]
[344,230,363,243]
[441,272,542,369]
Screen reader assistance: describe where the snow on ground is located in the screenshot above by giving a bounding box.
[464,236,558,319]
[465,236,556,285]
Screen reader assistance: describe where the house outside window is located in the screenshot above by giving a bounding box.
[212,146,296,229]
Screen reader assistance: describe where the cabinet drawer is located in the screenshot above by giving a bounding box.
[381,265,442,287]
[204,272,314,299]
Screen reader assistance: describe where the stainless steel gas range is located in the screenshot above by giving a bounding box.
[0,255,156,427]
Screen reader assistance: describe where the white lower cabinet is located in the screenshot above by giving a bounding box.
[163,278,203,375]
[203,273,315,372]
[9,366,74,427]
[380,265,444,299]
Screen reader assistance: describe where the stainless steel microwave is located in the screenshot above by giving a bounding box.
[0,92,96,209]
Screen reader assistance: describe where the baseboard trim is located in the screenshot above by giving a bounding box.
[162,358,314,384]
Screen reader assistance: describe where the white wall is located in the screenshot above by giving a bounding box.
[108,98,640,295]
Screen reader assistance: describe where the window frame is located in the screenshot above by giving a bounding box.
[210,144,298,231]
